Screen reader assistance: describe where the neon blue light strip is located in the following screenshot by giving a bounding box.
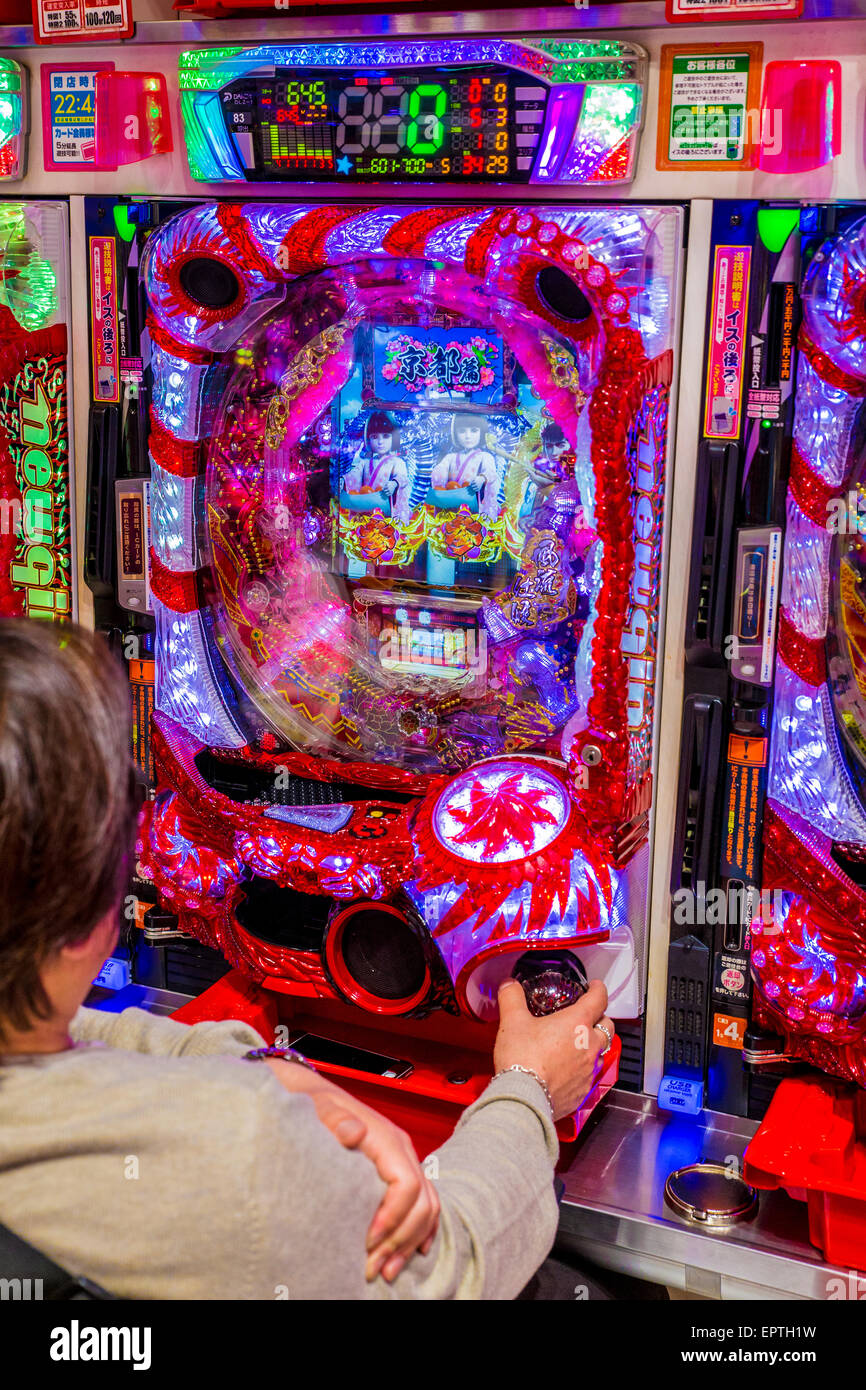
[193,91,244,180]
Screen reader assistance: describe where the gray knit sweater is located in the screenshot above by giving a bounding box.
[0,1005,559,1299]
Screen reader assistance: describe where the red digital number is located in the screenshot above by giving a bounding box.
[470,106,483,128]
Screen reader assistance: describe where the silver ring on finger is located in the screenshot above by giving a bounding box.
[594,1022,613,1056]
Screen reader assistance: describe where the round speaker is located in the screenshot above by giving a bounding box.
[178,257,241,311]
[535,264,592,323]
[324,903,432,1015]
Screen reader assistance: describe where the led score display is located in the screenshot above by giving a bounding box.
[222,66,527,180]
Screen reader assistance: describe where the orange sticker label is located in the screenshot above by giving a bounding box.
[728,733,767,767]
[129,659,155,684]
[714,1013,746,1049]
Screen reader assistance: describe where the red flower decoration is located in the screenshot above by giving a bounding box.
[445,771,560,859]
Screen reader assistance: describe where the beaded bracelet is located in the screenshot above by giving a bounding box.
[243,1045,317,1073]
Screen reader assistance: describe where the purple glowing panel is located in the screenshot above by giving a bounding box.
[769,659,866,845]
[780,493,830,641]
[149,348,211,442]
[802,214,866,381]
[792,355,862,488]
[153,600,246,750]
[533,86,585,182]
[149,463,198,572]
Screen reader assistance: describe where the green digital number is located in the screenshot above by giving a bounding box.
[285,80,325,105]
[407,84,446,155]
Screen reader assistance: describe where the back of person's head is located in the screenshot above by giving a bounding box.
[0,620,135,1040]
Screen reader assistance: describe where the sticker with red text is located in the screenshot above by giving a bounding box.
[666,0,800,19]
[33,0,132,45]
[704,245,751,441]
[90,236,120,404]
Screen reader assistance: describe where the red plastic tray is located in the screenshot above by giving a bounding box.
[172,968,621,1159]
[743,1074,866,1271]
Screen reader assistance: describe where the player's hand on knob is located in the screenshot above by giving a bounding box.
[493,978,614,1121]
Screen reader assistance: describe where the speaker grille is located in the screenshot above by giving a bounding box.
[339,909,427,1002]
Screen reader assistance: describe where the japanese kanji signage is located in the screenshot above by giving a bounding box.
[42,64,113,169]
[374,328,502,404]
[33,0,132,44]
[89,236,119,405]
[704,245,752,441]
[657,43,763,171]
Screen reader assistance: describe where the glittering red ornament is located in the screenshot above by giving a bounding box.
[777,611,826,686]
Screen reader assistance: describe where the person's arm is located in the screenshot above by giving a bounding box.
[388,458,411,520]
[372,1070,559,1300]
[69,1004,266,1058]
[72,1005,441,1273]
[371,979,614,1298]
[251,1067,558,1301]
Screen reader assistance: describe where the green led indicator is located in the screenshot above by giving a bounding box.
[113,205,136,243]
[756,207,800,254]
[406,84,446,155]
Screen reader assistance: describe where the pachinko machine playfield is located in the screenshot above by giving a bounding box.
[81,37,680,1149]
[103,198,677,1147]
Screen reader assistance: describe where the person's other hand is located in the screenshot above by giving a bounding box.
[334,1090,440,1283]
[263,1059,439,1282]
[468,477,483,493]
[493,978,614,1121]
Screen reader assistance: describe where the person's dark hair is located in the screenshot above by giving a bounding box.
[541,422,567,448]
[0,620,136,1041]
[364,411,396,449]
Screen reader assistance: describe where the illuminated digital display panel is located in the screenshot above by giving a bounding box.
[221,66,543,181]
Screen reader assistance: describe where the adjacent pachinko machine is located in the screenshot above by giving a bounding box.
[0,202,71,622]
[83,39,681,1151]
[745,211,866,1262]
[661,202,866,1268]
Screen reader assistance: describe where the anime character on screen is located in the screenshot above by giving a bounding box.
[341,411,411,522]
[429,413,501,522]
[485,423,596,743]
[521,422,571,519]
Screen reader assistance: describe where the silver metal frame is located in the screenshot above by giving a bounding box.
[558,1090,847,1299]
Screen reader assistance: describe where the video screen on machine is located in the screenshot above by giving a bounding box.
[206,296,598,772]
